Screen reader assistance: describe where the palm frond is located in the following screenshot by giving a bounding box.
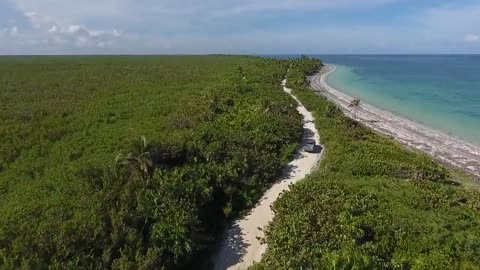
[141,136,148,151]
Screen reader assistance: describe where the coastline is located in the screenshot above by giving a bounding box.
[310,65,480,178]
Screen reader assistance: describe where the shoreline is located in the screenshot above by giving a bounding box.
[310,65,480,178]
[212,79,323,269]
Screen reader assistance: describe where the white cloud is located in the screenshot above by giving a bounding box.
[21,12,125,48]
[0,26,19,37]
[112,29,122,38]
[420,4,480,40]
[10,26,19,36]
[97,41,113,48]
[10,0,122,23]
[9,0,396,24]
[209,0,395,16]
[466,34,479,42]
[3,0,480,54]
[2,0,398,54]
[10,26,19,35]
[25,11,54,29]
[48,25,58,33]
[0,10,130,54]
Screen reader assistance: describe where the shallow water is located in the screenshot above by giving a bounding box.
[313,55,480,145]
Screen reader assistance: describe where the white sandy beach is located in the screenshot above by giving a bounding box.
[212,80,323,270]
[310,65,480,178]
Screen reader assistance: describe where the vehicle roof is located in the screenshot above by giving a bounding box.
[306,139,316,144]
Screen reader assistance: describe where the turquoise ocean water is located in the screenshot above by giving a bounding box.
[310,55,480,145]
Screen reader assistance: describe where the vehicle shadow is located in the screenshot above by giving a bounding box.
[302,127,316,143]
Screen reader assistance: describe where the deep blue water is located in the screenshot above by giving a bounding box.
[265,55,480,144]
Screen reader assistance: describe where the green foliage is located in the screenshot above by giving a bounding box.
[115,136,155,181]
[0,56,302,269]
[251,57,480,270]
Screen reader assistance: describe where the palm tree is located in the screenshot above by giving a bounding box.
[115,136,155,182]
[348,98,361,120]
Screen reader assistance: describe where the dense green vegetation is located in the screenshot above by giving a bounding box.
[252,58,480,270]
[3,55,480,270]
[0,56,304,269]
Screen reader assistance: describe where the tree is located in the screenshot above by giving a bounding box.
[116,136,155,182]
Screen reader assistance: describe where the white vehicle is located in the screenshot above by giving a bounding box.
[304,139,316,153]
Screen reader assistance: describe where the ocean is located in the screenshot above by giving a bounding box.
[288,55,480,145]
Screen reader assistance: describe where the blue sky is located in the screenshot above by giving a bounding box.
[1,0,480,54]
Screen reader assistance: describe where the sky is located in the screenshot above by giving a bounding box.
[0,0,480,54]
